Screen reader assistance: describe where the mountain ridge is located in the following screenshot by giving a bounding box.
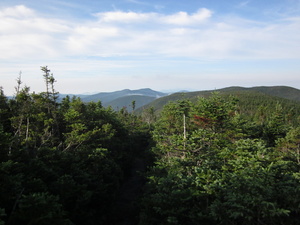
[58,86,300,112]
[79,88,167,103]
[137,85,300,113]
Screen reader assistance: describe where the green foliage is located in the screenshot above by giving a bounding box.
[0,67,152,225]
[192,92,238,131]
[13,192,71,225]
[0,87,11,132]
[2,71,300,225]
[141,93,300,225]
[0,208,6,225]
[154,99,192,136]
[142,88,300,127]
[0,125,11,162]
[276,127,300,163]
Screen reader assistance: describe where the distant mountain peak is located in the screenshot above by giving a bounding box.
[77,88,167,105]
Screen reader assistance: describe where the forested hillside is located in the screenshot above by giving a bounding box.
[138,87,300,126]
[1,67,300,225]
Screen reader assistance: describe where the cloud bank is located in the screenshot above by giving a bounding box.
[1,5,299,60]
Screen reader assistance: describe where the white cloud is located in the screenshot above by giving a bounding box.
[95,11,154,23]
[94,8,212,25]
[0,5,71,59]
[0,5,34,18]
[162,8,212,25]
[1,4,299,61]
[66,26,119,54]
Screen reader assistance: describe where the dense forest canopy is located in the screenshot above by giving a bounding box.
[140,94,300,225]
[1,67,300,225]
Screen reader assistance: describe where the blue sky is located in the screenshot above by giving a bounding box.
[0,0,300,95]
